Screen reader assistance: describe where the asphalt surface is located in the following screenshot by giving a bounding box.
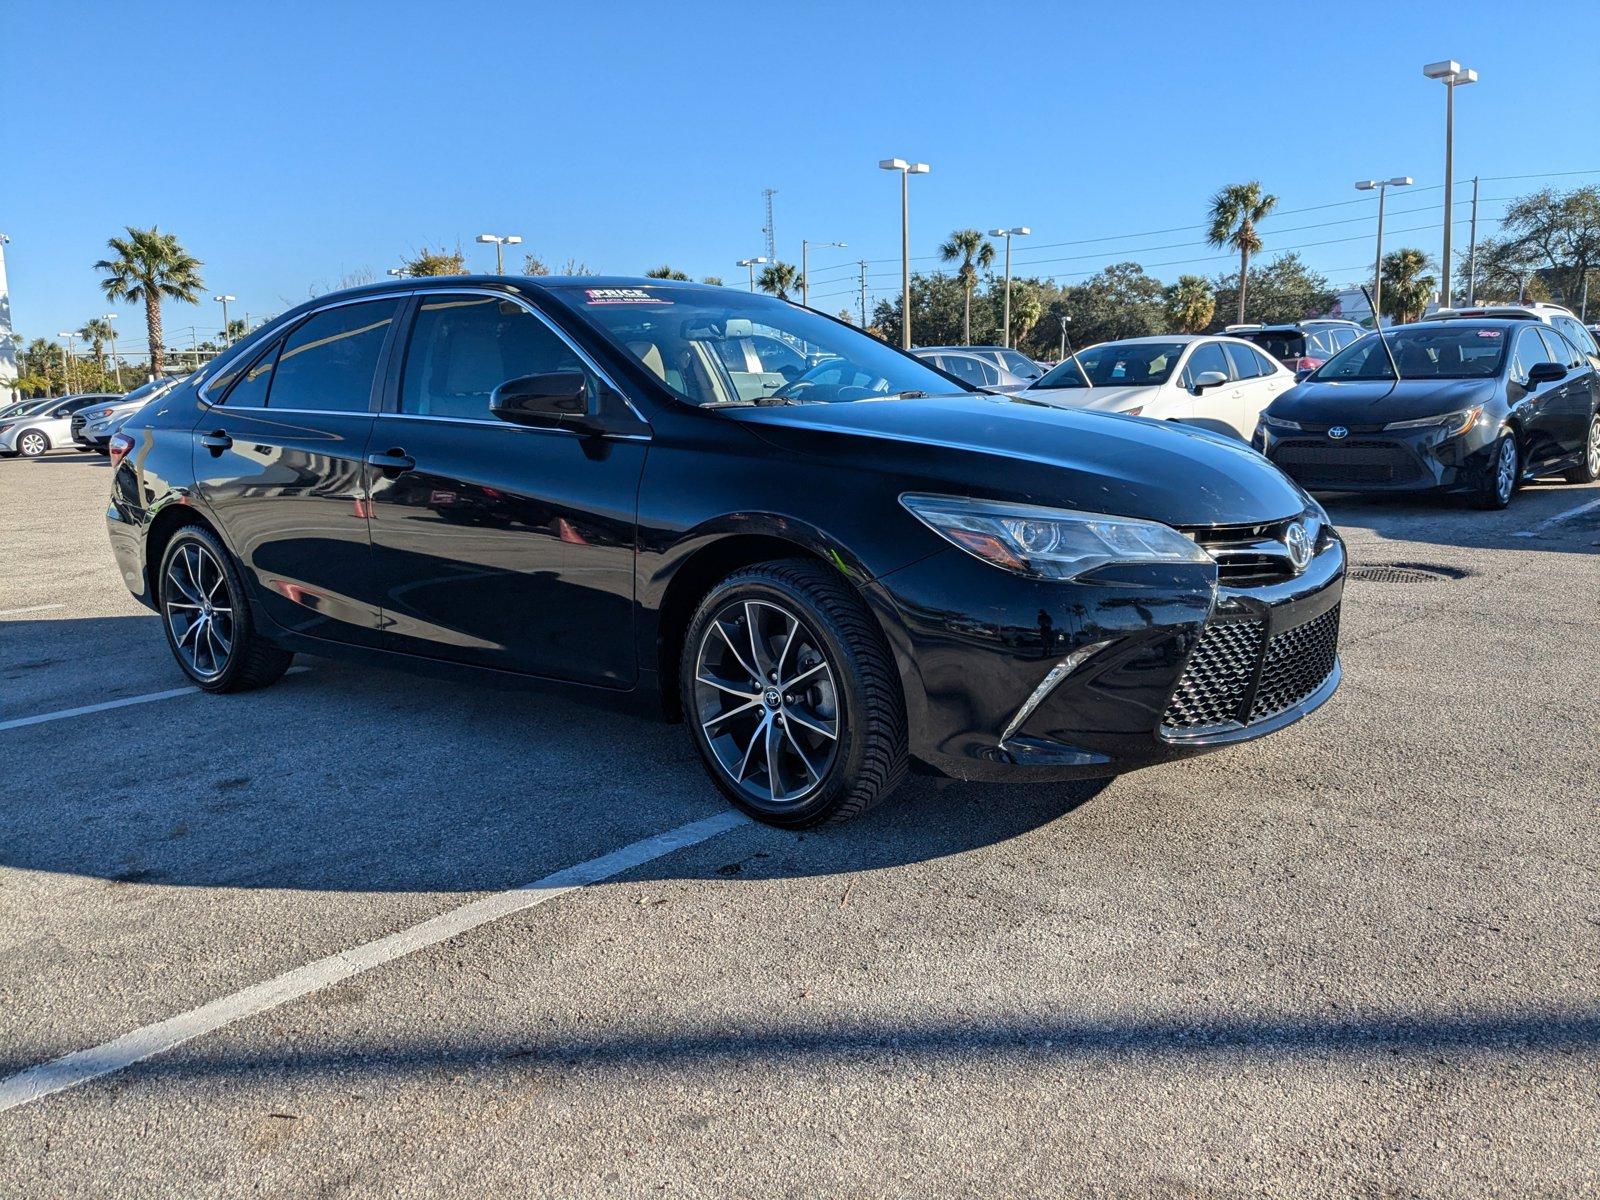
[1,450,1596,1198]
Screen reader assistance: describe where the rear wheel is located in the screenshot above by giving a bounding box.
[16,430,48,458]
[159,526,292,692]
[681,560,907,828]
[1470,433,1518,510]
[1562,412,1600,483]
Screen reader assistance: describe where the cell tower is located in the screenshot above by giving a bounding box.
[761,188,778,263]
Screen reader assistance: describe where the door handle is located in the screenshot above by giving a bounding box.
[199,431,232,451]
[366,448,415,473]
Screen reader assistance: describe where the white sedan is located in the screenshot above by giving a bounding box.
[1014,335,1297,441]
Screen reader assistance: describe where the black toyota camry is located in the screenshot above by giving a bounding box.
[1256,319,1600,508]
[107,277,1344,827]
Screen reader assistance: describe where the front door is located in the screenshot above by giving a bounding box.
[365,292,648,687]
[193,297,401,647]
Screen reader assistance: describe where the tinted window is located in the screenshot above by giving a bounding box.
[940,355,993,385]
[748,336,806,374]
[1222,342,1265,380]
[1241,330,1306,361]
[400,294,587,420]
[1508,327,1547,385]
[224,338,283,407]
[1552,316,1598,360]
[1316,327,1508,381]
[267,299,399,412]
[1537,326,1582,371]
[1181,342,1230,387]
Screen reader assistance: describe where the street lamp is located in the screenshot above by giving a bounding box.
[103,313,122,388]
[1423,60,1477,308]
[1354,179,1412,326]
[737,256,770,292]
[800,240,846,308]
[879,158,930,349]
[988,227,1031,348]
[476,233,523,275]
[57,332,76,396]
[386,267,410,278]
[213,294,237,346]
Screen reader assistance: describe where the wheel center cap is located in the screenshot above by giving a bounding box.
[763,688,782,709]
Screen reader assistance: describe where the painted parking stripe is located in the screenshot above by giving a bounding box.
[0,603,67,618]
[0,686,199,731]
[0,809,747,1112]
[1513,494,1600,538]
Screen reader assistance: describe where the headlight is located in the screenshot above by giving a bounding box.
[900,493,1212,581]
[0,423,13,435]
[1383,405,1482,436]
[92,407,115,419]
[1122,405,1145,417]
[1261,414,1302,431]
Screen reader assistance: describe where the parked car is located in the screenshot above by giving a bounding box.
[911,349,1030,392]
[110,277,1345,827]
[1226,320,1366,377]
[918,345,1046,383]
[1015,335,1297,440]
[1433,302,1600,367]
[0,394,117,457]
[72,377,183,452]
[1256,319,1599,508]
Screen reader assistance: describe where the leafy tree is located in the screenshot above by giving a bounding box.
[870,272,999,348]
[1206,181,1277,324]
[221,318,248,343]
[757,261,800,300]
[837,308,855,325]
[1208,254,1335,328]
[1380,248,1436,324]
[938,229,995,344]
[1051,263,1165,350]
[701,275,724,286]
[996,277,1046,349]
[1496,186,1600,308]
[402,246,468,277]
[94,226,205,376]
[1458,236,1547,303]
[645,265,690,280]
[1164,275,1215,333]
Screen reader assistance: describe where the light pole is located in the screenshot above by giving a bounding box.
[988,227,1031,348]
[0,234,14,402]
[1423,60,1477,308]
[213,294,236,346]
[386,267,410,278]
[476,233,523,275]
[737,257,769,292]
[800,240,846,309]
[57,332,76,396]
[879,158,930,349]
[103,313,122,388]
[1354,179,1411,326]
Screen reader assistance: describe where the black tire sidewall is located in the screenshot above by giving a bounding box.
[681,571,875,829]
[158,526,257,692]
[17,430,48,457]
[1477,433,1517,509]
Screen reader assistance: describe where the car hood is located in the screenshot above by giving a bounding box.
[1011,384,1158,413]
[727,393,1307,526]
[1270,377,1497,427]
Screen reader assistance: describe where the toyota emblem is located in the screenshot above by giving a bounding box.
[1327,425,1349,440]
[1284,521,1313,573]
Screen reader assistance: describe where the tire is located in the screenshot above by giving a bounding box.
[680,559,907,828]
[158,525,293,693]
[1562,411,1600,484]
[1470,432,1518,510]
[15,429,49,458]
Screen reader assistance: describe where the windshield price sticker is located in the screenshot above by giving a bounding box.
[585,287,666,305]
[1477,329,1502,337]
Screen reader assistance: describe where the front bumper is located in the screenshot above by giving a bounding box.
[1258,423,1498,493]
[862,535,1345,782]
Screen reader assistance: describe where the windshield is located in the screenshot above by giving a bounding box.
[547,284,961,406]
[1031,341,1187,389]
[1312,326,1508,381]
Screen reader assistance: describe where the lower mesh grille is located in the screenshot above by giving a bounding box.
[1162,604,1340,733]
[1272,440,1424,487]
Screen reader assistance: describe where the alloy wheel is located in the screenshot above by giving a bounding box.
[1588,418,1600,476]
[164,542,235,680]
[1496,438,1517,504]
[18,432,46,457]
[692,598,841,808]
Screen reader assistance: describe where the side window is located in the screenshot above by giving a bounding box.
[1222,341,1263,380]
[223,338,284,407]
[1182,342,1230,387]
[1553,317,1596,362]
[941,356,987,385]
[1509,327,1547,385]
[1251,346,1280,375]
[268,299,399,412]
[400,294,587,420]
[1538,327,1581,371]
[749,336,806,374]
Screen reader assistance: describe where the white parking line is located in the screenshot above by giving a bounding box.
[1513,495,1600,538]
[0,687,198,731]
[0,809,747,1112]
[0,603,67,618]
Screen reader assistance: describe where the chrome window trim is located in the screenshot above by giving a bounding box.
[376,410,650,442]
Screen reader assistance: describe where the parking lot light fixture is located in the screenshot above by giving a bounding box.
[1423,61,1476,308]
[800,240,846,308]
[475,233,522,275]
[103,313,122,388]
[57,332,76,395]
[1355,179,1411,326]
[988,227,1031,348]
[880,159,930,349]
[386,267,410,278]
[737,256,770,292]
[213,295,236,346]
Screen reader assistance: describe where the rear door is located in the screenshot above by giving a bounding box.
[1219,341,1274,438]
[193,297,401,647]
[1536,326,1594,461]
[1507,324,1566,470]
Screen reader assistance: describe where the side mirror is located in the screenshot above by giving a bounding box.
[1192,370,1228,392]
[1527,361,1566,385]
[489,372,597,433]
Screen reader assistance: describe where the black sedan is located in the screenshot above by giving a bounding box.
[107,277,1344,827]
[1256,319,1600,508]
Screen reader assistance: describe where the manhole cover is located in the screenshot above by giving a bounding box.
[1348,563,1465,584]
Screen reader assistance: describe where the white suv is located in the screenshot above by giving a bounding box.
[1435,302,1600,365]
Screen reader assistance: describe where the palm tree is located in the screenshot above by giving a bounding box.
[757,262,800,300]
[78,317,115,368]
[939,229,995,344]
[94,227,204,376]
[1164,275,1216,333]
[1206,182,1277,325]
[644,265,690,280]
[223,318,248,343]
[1380,248,1436,325]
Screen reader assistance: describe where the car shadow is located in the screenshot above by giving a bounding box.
[1318,480,1600,557]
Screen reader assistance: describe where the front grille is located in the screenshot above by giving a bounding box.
[1187,519,1299,586]
[70,415,87,436]
[1272,439,1424,487]
[1161,604,1340,734]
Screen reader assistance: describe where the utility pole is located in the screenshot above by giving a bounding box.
[858,260,869,328]
[1466,175,1480,305]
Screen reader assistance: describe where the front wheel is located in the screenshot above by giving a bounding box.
[1470,433,1518,510]
[15,430,49,458]
[159,526,293,692]
[1562,412,1600,484]
[681,560,907,828]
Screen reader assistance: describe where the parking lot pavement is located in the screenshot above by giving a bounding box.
[2,453,1597,1197]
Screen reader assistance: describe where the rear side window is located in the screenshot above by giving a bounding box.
[1182,341,1230,387]
[266,299,399,412]
[1538,326,1583,370]
[1552,315,1598,359]
[223,338,284,407]
[1223,342,1265,380]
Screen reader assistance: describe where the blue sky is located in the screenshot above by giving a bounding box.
[7,0,1596,347]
